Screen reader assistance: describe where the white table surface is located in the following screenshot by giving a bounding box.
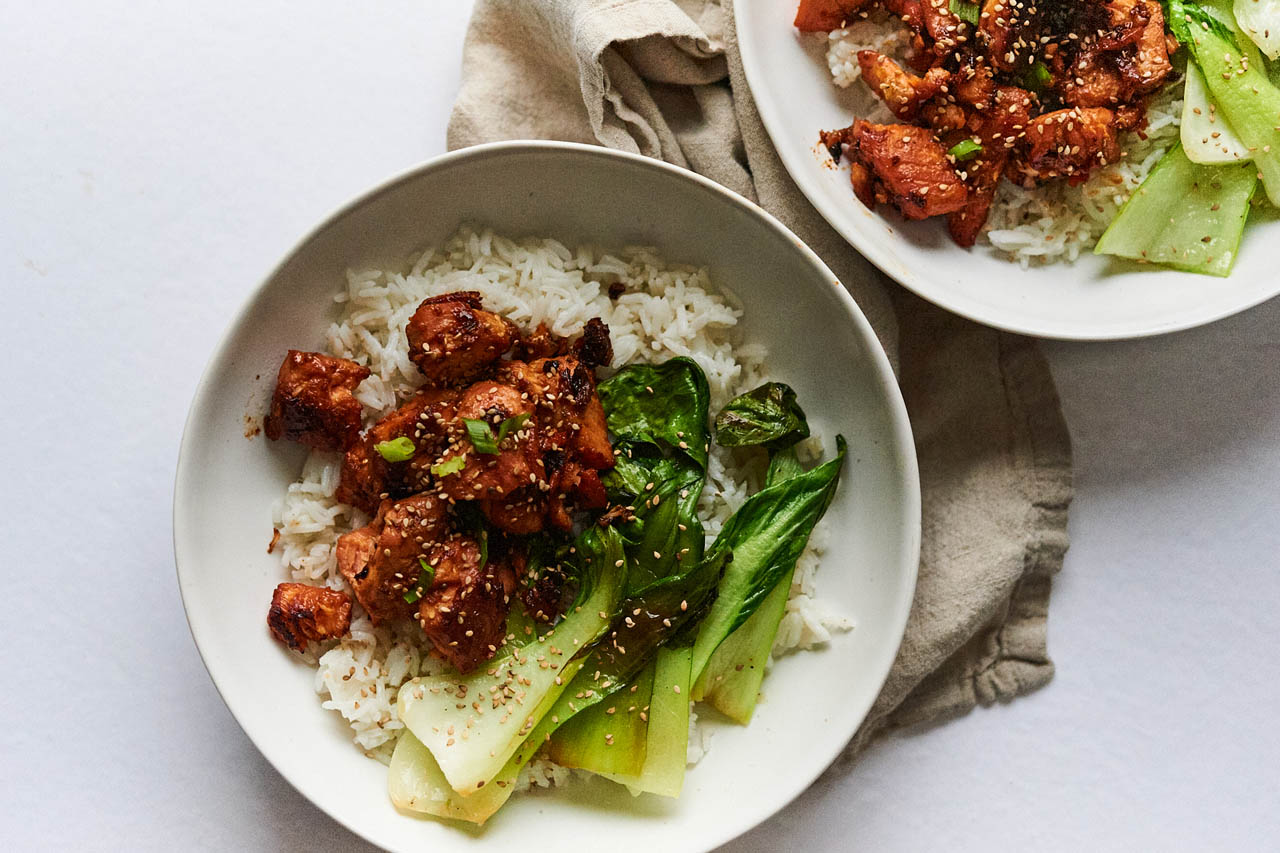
[4,3,1278,850]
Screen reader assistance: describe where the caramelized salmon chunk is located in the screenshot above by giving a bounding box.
[1018,108,1120,181]
[273,283,622,674]
[842,121,969,220]
[805,0,1171,245]
[434,380,539,505]
[336,388,459,513]
[336,494,450,625]
[264,351,369,451]
[516,322,570,361]
[406,292,518,386]
[857,52,951,122]
[415,535,516,673]
[1107,0,1173,94]
[794,0,873,31]
[267,582,352,651]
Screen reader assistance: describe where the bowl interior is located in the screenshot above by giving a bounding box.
[734,0,1280,339]
[175,142,920,853]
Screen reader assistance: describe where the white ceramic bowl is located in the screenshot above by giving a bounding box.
[174,141,920,852]
[735,0,1280,339]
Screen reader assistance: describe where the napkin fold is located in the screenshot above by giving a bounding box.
[448,0,1072,761]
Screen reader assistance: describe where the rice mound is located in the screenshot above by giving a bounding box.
[823,23,1184,266]
[271,225,850,785]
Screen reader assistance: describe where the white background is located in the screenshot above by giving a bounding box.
[3,2,1278,850]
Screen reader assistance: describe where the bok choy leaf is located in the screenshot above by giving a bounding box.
[714,382,810,451]
[1095,142,1257,276]
[690,437,847,683]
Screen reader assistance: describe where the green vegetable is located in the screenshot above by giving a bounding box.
[1024,61,1052,92]
[599,358,711,593]
[765,446,805,486]
[396,526,628,794]
[387,559,712,822]
[373,436,415,463]
[389,729,516,824]
[401,557,435,604]
[496,413,529,444]
[598,357,710,468]
[428,454,465,478]
[1177,1,1254,163]
[1095,142,1257,276]
[947,139,983,162]
[692,445,811,722]
[714,382,810,451]
[612,646,693,797]
[462,413,530,455]
[1169,0,1280,205]
[1233,0,1280,59]
[693,577,788,723]
[544,359,714,785]
[948,0,980,26]
[462,417,499,454]
[546,657,654,777]
[1182,62,1252,164]
[690,437,847,682]
[585,646,693,798]
[542,543,722,779]
[389,654,589,825]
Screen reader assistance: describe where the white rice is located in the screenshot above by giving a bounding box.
[823,24,1184,265]
[271,225,850,780]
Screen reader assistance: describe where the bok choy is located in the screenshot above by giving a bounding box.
[1167,0,1280,204]
[396,525,627,794]
[544,359,714,788]
[1095,142,1257,276]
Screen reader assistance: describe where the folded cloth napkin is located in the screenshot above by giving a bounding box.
[448,0,1073,761]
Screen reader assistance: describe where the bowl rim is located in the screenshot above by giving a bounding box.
[173,138,922,852]
[732,0,1280,341]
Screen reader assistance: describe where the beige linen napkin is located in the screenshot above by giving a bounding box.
[448,0,1073,761]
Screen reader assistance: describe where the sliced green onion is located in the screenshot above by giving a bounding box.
[948,0,980,26]
[495,413,531,444]
[374,436,416,462]
[463,417,499,454]
[1025,61,1052,92]
[477,530,489,572]
[430,455,466,478]
[947,139,983,161]
[403,557,436,604]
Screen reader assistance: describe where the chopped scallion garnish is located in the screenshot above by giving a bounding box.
[948,0,980,26]
[402,557,436,604]
[463,418,500,454]
[430,455,466,478]
[464,413,530,454]
[1025,61,1052,92]
[947,139,983,161]
[496,413,530,444]
[374,436,416,462]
